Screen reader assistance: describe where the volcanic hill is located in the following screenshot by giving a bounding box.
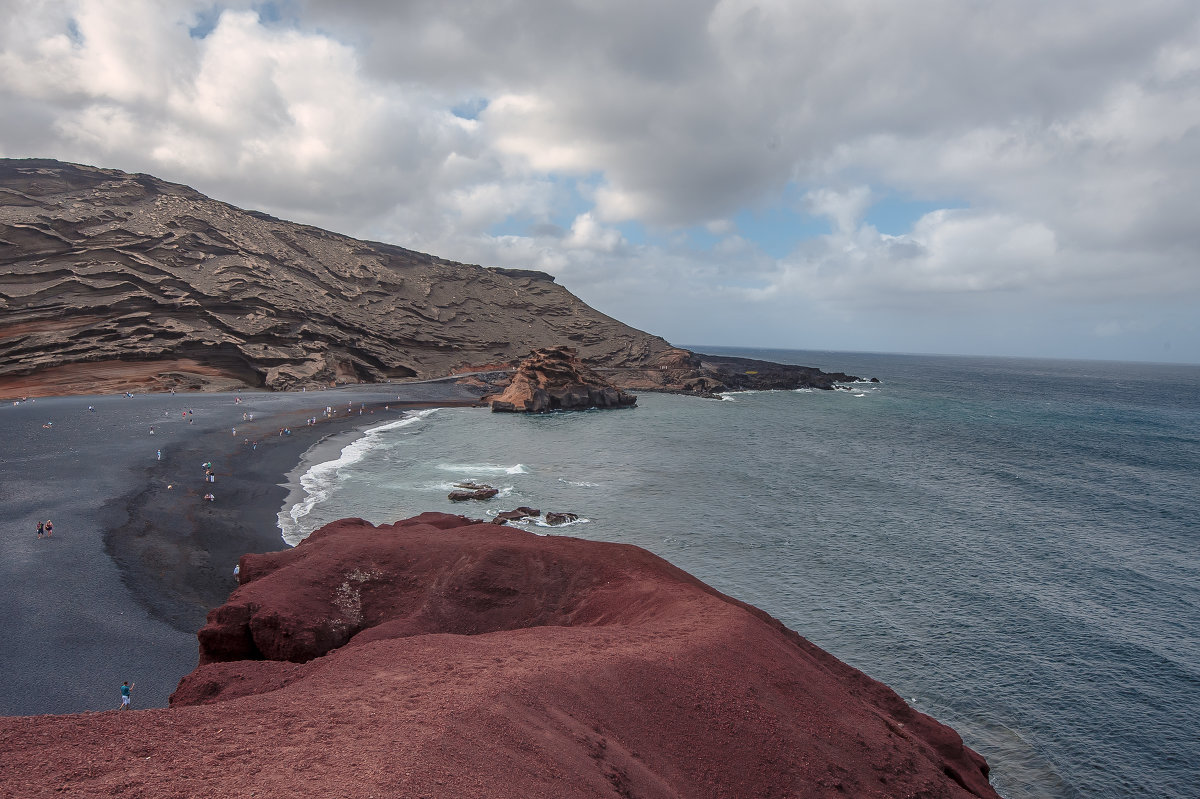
[0,513,1000,798]
[0,158,862,398]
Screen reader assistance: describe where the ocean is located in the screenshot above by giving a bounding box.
[277,348,1200,799]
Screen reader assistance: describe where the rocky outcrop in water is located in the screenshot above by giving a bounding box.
[447,484,499,501]
[488,345,638,412]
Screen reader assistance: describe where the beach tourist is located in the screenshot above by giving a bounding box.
[149,426,154,435]
[87,405,94,412]
[157,449,162,461]
[36,520,44,539]
[232,427,236,437]
[44,520,52,537]
[118,681,134,709]
[203,493,215,502]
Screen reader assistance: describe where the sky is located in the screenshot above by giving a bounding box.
[2,1,1199,364]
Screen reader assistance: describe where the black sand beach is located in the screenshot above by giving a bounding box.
[0,381,484,715]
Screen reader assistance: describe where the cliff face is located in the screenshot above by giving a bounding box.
[0,159,676,395]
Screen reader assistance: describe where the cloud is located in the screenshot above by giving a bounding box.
[1,0,1198,361]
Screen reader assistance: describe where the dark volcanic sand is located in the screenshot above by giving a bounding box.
[0,381,483,715]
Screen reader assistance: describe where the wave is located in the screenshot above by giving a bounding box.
[558,478,600,487]
[436,462,529,475]
[278,409,439,546]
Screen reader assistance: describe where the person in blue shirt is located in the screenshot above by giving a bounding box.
[119,681,134,710]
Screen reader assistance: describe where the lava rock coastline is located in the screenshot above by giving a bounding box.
[5,511,994,799]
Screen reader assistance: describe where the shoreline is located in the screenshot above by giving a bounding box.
[0,383,485,716]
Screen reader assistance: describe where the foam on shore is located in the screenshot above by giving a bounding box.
[278,409,439,546]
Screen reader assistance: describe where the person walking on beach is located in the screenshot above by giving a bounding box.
[157,449,162,461]
[37,520,44,539]
[119,681,134,709]
[44,520,52,537]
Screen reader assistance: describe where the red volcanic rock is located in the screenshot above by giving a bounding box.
[489,346,637,412]
[0,513,999,798]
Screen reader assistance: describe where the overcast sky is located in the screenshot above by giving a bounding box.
[2,1,1199,364]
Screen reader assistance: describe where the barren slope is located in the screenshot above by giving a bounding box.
[0,159,676,395]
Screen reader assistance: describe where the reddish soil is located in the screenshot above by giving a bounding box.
[0,359,249,399]
[0,513,999,798]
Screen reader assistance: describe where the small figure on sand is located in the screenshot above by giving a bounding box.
[42,422,52,429]
[119,681,134,709]
[149,426,155,435]
[87,405,94,412]
[37,520,44,538]
[203,493,215,502]
[44,520,52,537]
[157,449,162,461]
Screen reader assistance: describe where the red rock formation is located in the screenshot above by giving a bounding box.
[0,513,998,797]
[488,346,638,412]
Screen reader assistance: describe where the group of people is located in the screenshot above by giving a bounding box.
[35,519,53,538]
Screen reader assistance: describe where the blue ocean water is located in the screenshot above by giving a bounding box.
[278,349,1200,799]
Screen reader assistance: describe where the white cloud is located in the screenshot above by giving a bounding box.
[1,0,1198,361]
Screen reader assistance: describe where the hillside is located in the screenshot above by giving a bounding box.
[0,159,679,395]
[0,159,863,398]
